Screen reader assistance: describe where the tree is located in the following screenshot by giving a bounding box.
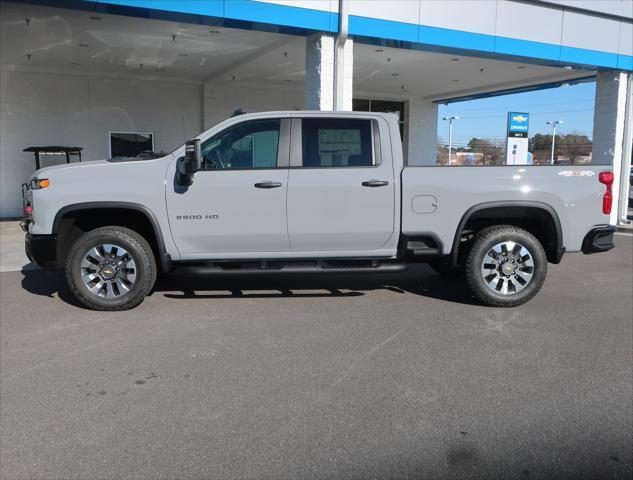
[557,133,592,164]
[529,133,592,164]
[467,137,504,165]
[529,133,552,152]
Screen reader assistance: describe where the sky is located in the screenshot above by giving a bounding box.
[436,81,596,148]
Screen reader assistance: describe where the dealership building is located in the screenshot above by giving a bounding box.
[1,0,631,222]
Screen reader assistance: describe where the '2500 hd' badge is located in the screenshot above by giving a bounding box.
[176,214,219,220]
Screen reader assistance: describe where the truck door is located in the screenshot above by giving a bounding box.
[286,117,396,252]
[166,118,290,257]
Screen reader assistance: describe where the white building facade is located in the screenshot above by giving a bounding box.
[1,0,632,222]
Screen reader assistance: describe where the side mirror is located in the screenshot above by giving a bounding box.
[176,139,201,186]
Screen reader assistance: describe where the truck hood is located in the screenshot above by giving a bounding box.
[34,159,108,177]
[33,156,172,177]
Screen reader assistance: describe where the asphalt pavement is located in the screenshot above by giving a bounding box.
[1,235,632,479]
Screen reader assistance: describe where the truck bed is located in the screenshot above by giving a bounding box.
[401,165,611,254]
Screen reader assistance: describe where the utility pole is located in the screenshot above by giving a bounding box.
[443,116,459,165]
[546,120,563,165]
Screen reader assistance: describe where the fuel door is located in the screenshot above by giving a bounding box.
[411,195,437,214]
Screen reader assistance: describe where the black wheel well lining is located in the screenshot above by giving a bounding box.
[451,202,563,265]
[53,202,168,271]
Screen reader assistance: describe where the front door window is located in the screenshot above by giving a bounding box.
[201,119,280,170]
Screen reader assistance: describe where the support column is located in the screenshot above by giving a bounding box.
[305,33,353,110]
[407,99,438,165]
[592,71,631,224]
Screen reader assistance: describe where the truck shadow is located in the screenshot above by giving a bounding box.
[20,264,479,308]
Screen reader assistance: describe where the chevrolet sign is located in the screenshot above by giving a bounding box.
[508,112,530,135]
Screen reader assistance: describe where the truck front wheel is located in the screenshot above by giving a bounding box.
[465,225,547,307]
[65,226,157,311]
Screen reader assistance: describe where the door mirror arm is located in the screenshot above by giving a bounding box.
[176,139,201,186]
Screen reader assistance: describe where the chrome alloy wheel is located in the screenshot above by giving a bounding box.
[80,244,137,299]
[480,241,534,295]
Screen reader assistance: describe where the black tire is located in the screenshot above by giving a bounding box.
[428,261,463,277]
[465,225,547,307]
[65,226,157,311]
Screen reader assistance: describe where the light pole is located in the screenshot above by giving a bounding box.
[546,120,563,165]
[442,116,459,165]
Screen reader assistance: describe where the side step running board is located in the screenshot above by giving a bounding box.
[171,262,408,276]
[405,239,439,256]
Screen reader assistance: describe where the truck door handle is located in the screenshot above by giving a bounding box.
[362,180,389,187]
[254,181,282,189]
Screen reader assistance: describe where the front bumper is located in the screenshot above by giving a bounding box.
[581,225,616,254]
[25,233,57,268]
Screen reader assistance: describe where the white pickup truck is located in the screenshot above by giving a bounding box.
[22,111,616,310]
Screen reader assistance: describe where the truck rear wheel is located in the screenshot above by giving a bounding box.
[465,225,547,307]
[65,226,157,311]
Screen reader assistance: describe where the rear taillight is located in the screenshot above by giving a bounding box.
[599,171,614,215]
[602,191,613,215]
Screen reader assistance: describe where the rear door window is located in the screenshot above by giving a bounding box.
[301,118,375,167]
